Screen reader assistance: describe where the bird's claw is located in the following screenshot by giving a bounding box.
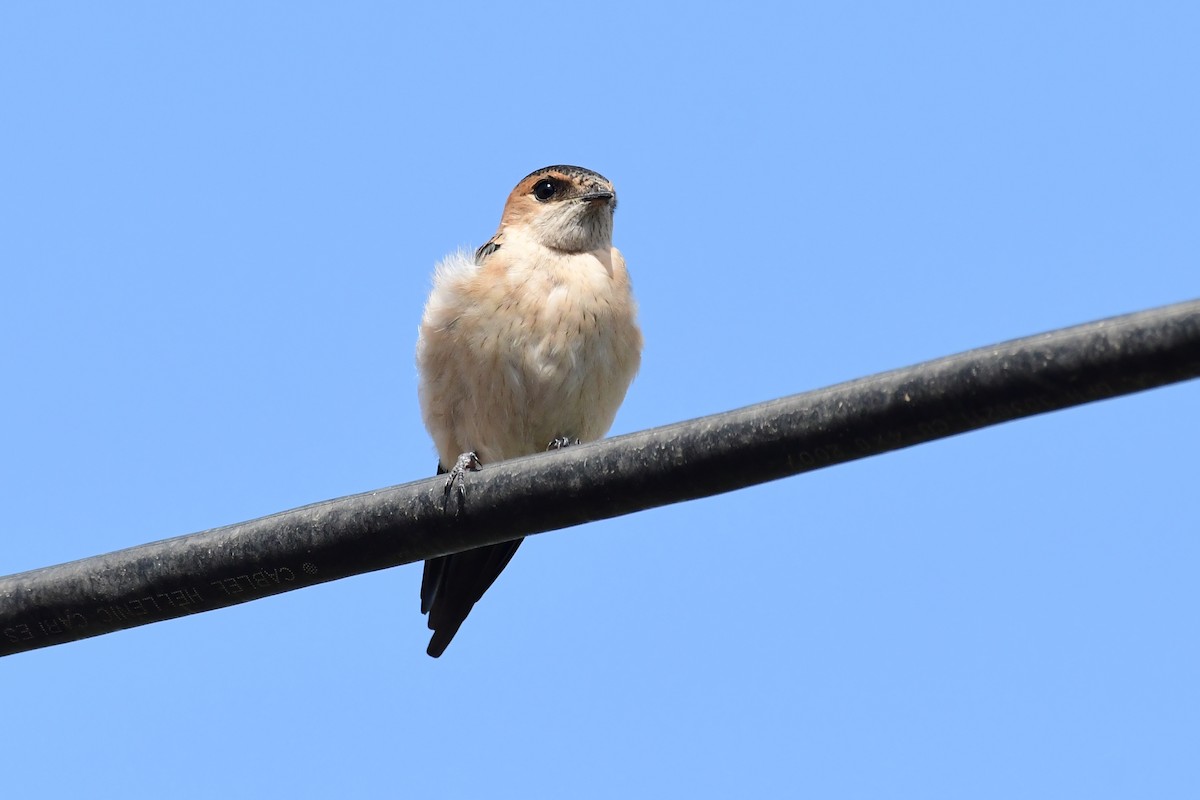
[443,451,482,499]
[547,437,581,451]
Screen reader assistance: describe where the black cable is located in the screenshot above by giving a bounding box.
[2,299,1198,658]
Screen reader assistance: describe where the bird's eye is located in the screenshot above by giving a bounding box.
[532,179,558,201]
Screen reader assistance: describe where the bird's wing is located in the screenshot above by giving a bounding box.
[420,462,524,657]
[421,539,524,658]
[474,230,504,264]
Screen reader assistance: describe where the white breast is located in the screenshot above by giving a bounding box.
[416,244,641,468]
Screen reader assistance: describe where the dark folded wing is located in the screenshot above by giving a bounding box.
[421,539,524,657]
[420,462,524,657]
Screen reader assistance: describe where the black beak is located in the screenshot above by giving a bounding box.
[578,191,615,203]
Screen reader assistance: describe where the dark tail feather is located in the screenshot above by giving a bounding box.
[426,620,463,658]
[420,465,451,615]
[420,460,524,657]
[420,556,446,615]
[421,539,524,657]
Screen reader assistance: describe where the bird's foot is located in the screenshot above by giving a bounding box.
[547,437,582,451]
[443,451,482,499]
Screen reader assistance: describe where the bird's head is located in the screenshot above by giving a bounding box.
[500,165,616,253]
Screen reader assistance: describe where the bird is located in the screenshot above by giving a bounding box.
[415,165,643,657]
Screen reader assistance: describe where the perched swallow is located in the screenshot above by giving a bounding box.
[415,165,643,657]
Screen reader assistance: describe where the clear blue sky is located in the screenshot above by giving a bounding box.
[3,3,1198,797]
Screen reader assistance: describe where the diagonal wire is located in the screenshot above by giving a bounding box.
[2,299,1198,658]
